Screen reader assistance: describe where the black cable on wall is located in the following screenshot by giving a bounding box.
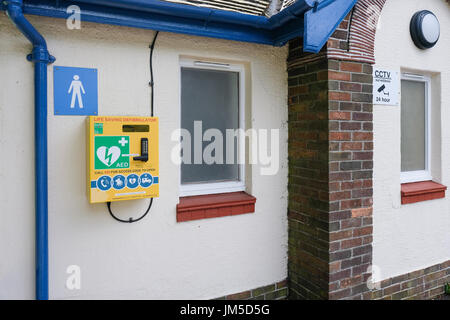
[149,31,159,117]
[106,31,159,223]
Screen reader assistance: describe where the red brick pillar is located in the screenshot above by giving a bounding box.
[327,58,373,300]
[287,43,331,299]
[287,26,374,299]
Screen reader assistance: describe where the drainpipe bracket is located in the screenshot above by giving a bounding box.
[27,47,55,64]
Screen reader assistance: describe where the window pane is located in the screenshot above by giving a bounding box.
[401,80,426,172]
[181,67,239,184]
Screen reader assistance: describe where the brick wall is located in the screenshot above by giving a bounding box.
[327,1,387,64]
[327,58,373,300]
[212,259,449,300]
[287,0,449,300]
[287,49,330,299]
[327,11,351,53]
[215,280,288,300]
[287,34,374,299]
[366,260,450,300]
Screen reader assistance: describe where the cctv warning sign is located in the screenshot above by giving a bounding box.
[373,68,399,106]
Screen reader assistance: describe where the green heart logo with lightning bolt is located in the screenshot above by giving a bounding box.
[94,136,130,170]
[96,146,121,167]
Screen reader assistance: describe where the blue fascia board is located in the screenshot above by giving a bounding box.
[1,0,357,53]
[303,0,357,52]
[72,0,273,29]
[272,16,305,47]
[21,0,275,45]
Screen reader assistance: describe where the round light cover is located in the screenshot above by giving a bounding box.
[410,10,440,49]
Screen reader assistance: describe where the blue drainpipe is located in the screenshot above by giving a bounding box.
[6,0,55,300]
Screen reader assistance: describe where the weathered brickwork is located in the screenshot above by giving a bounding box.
[215,280,288,300]
[286,0,449,300]
[366,260,450,300]
[287,39,330,299]
[327,57,374,300]
[214,260,449,301]
[327,0,387,64]
[287,36,374,300]
[327,11,352,53]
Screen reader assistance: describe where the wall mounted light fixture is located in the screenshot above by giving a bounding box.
[410,10,440,49]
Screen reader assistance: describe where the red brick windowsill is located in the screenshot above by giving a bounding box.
[177,192,256,222]
[401,181,447,205]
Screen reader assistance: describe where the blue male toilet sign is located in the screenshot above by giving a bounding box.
[54,66,98,115]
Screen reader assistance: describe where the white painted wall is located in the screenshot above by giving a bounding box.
[373,0,450,280]
[0,15,288,299]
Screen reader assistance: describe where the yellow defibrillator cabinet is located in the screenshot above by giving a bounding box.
[87,116,159,203]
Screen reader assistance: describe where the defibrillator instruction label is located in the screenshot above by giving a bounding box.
[87,116,159,203]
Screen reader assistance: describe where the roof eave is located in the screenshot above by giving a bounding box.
[1,0,357,52]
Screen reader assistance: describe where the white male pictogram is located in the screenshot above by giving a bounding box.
[68,75,86,109]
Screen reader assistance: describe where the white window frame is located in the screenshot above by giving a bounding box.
[179,58,246,197]
[400,73,432,184]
